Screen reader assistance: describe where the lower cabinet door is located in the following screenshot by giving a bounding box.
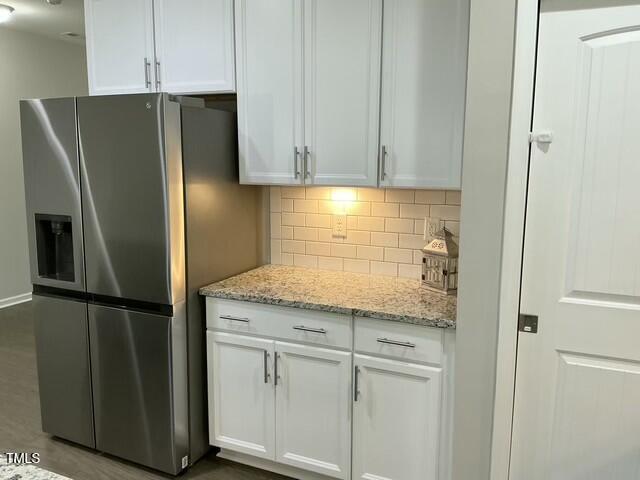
[275,341,352,479]
[207,331,276,459]
[353,354,442,480]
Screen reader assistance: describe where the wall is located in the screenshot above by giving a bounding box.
[0,28,88,304]
[451,0,517,477]
[269,186,461,279]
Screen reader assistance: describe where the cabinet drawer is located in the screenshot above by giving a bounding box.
[354,317,443,365]
[207,298,352,350]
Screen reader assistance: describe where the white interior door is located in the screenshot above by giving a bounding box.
[352,354,442,480]
[153,0,235,94]
[379,0,467,189]
[235,0,304,185]
[275,342,351,479]
[303,0,382,186]
[511,3,640,479]
[207,331,275,460]
[84,0,155,95]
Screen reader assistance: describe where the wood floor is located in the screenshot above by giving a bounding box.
[0,301,289,480]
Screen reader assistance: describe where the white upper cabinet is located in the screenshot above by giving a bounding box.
[153,0,235,94]
[352,354,442,480]
[379,0,469,189]
[85,0,156,95]
[275,342,352,479]
[236,0,304,185]
[84,0,236,95]
[303,0,382,186]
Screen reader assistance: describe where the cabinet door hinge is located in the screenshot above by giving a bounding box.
[528,131,553,145]
[518,314,538,333]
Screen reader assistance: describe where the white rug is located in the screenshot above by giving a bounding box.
[0,456,71,480]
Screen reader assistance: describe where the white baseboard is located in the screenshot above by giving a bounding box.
[217,450,334,480]
[0,292,32,309]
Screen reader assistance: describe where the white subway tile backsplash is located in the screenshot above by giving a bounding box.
[415,190,445,204]
[371,231,399,247]
[399,234,427,250]
[306,214,332,228]
[398,263,421,279]
[282,239,305,254]
[281,186,305,199]
[386,189,415,203]
[400,203,429,219]
[357,245,384,261]
[344,258,370,274]
[384,247,413,264]
[385,218,414,234]
[294,254,318,268]
[331,243,357,258]
[371,261,398,277]
[430,204,461,221]
[294,227,318,241]
[294,199,318,214]
[445,190,462,205]
[371,202,399,218]
[306,242,331,256]
[269,186,461,279]
[318,256,343,271]
[345,230,371,246]
[357,188,385,202]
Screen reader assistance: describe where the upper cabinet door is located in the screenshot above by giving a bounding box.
[379,0,469,189]
[154,0,236,94]
[85,0,156,95]
[236,0,304,185]
[303,0,382,186]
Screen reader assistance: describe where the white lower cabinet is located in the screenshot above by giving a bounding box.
[352,354,442,480]
[275,342,351,479]
[206,298,452,480]
[207,331,275,459]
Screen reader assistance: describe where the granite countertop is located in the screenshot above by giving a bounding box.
[199,265,456,328]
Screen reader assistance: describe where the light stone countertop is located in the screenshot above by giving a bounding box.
[199,265,456,328]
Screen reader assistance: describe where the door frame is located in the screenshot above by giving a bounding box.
[490,0,540,478]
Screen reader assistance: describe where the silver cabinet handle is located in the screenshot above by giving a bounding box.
[294,146,301,178]
[293,325,327,334]
[303,146,311,179]
[274,352,280,386]
[219,314,250,323]
[155,60,161,91]
[263,350,270,384]
[377,337,416,348]
[380,145,388,181]
[144,57,151,89]
[354,366,360,402]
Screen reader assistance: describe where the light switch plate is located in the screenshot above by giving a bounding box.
[332,214,347,238]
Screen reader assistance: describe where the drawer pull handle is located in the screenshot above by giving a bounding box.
[220,315,250,323]
[377,337,416,348]
[293,325,327,334]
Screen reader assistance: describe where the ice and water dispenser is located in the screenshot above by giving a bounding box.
[34,214,75,282]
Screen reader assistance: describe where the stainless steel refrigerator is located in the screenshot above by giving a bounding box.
[20,93,262,474]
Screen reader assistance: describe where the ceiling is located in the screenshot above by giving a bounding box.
[0,0,85,45]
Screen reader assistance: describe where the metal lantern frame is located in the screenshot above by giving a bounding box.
[421,227,459,295]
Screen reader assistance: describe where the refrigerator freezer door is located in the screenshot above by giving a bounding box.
[77,93,185,305]
[88,303,188,475]
[21,98,85,292]
[32,294,95,448]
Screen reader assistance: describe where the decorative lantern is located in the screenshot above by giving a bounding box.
[421,227,458,295]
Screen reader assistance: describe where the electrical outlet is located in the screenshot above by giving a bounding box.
[425,217,442,241]
[332,214,347,238]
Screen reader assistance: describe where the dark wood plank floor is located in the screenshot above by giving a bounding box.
[0,301,289,480]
